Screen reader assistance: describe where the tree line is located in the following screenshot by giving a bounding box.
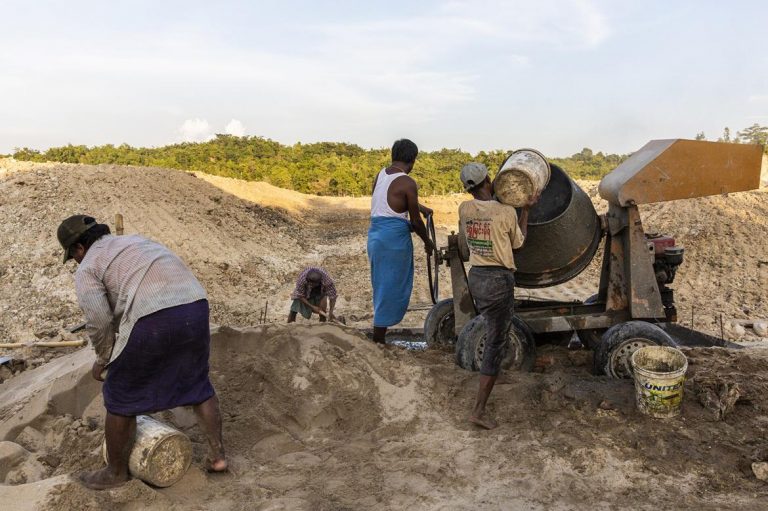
[10,124,766,196]
[695,123,768,147]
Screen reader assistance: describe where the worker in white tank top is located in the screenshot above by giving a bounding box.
[367,139,435,345]
[371,168,409,220]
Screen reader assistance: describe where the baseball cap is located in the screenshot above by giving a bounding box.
[460,162,489,191]
[57,215,97,263]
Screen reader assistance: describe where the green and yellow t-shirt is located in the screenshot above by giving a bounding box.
[458,199,525,269]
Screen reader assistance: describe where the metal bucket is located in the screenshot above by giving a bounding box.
[102,415,192,487]
[495,149,551,207]
[513,164,602,288]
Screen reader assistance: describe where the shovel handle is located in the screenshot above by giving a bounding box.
[0,340,86,349]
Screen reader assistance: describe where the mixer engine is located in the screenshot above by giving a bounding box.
[646,234,684,321]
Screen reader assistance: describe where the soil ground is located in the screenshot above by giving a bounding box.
[1,158,768,509]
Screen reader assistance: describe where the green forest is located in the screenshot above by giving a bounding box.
[10,123,767,196]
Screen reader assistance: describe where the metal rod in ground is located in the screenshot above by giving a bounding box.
[115,213,124,236]
[720,313,725,340]
[68,321,87,333]
[264,300,268,324]
[691,306,695,329]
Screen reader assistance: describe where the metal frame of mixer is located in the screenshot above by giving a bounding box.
[434,199,678,341]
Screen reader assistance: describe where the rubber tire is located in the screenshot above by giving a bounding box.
[425,214,440,304]
[593,321,678,378]
[424,298,457,349]
[455,315,480,371]
[455,314,536,372]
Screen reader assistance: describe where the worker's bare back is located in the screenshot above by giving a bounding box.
[372,167,417,214]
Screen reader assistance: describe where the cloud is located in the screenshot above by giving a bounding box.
[224,119,246,137]
[0,0,613,152]
[177,118,246,143]
[422,0,610,49]
[178,118,214,143]
[1,1,610,133]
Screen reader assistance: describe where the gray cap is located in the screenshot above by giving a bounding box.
[460,162,488,191]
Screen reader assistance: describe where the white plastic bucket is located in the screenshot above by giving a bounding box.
[494,149,551,207]
[630,346,688,419]
[102,415,192,487]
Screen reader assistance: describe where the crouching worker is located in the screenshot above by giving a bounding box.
[458,163,537,430]
[288,267,338,323]
[57,215,227,490]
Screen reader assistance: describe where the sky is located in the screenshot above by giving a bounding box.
[1,0,766,156]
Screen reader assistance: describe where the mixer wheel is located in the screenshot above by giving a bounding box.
[455,315,480,371]
[455,314,536,372]
[425,214,440,304]
[424,298,457,349]
[594,321,678,379]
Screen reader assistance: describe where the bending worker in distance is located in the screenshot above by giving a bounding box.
[288,267,338,323]
[458,163,537,429]
[57,215,227,490]
[368,138,435,344]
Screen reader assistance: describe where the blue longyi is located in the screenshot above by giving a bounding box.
[367,216,414,328]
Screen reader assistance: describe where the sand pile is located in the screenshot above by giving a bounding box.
[1,324,768,509]
[0,158,441,376]
[640,191,768,339]
[0,159,302,351]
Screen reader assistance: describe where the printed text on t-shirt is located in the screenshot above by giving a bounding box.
[465,219,494,257]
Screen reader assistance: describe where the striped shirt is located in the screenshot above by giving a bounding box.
[290,267,337,301]
[74,234,207,365]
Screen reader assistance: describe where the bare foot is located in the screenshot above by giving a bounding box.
[206,457,229,473]
[469,415,498,430]
[78,468,130,490]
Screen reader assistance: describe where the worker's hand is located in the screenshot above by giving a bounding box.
[524,192,541,208]
[424,239,436,255]
[421,206,434,217]
[91,361,106,382]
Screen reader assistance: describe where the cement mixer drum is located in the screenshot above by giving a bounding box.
[513,164,602,288]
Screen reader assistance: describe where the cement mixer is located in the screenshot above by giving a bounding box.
[424,139,764,378]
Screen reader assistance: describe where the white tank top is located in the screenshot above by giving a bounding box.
[371,168,409,220]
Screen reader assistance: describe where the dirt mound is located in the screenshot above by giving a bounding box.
[1,325,768,509]
[640,191,768,340]
[0,159,302,352]
[0,159,445,358]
